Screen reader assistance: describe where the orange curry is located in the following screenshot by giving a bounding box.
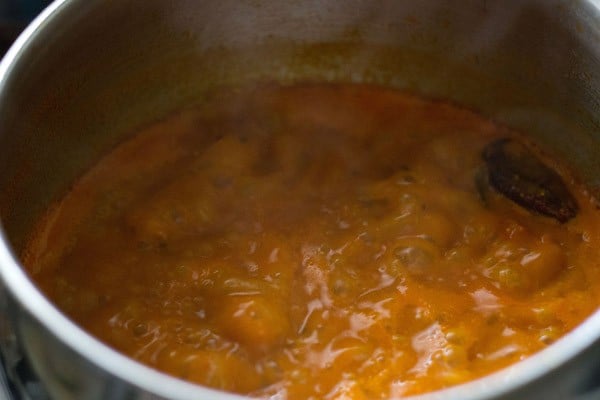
[23,84,600,399]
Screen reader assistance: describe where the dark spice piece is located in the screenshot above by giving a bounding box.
[482,138,578,223]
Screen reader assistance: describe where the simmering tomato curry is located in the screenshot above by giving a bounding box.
[23,84,600,399]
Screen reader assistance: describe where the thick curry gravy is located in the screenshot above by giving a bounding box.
[22,84,600,399]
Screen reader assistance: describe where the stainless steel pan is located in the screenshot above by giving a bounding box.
[2,1,600,399]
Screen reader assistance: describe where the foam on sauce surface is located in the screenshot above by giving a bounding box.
[23,84,600,399]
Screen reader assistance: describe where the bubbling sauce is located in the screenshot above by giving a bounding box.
[23,84,600,399]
